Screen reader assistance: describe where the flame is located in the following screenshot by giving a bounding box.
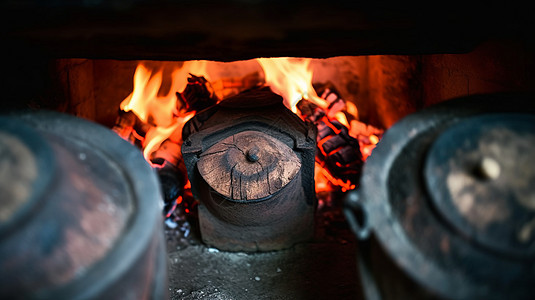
[256,58,328,113]
[369,134,379,145]
[119,61,208,160]
[120,64,175,126]
[257,57,383,193]
[257,57,353,127]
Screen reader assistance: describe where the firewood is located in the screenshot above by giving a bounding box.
[314,82,347,119]
[111,110,136,143]
[297,93,364,187]
[177,74,218,113]
[296,99,325,122]
[316,117,363,185]
[150,139,188,217]
[111,109,155,148]
[150,74,219,219]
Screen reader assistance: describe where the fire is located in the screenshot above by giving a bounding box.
[116,58,383,200]
[257,58,328,113]
[119,62,209,160]
[257,57,382,192]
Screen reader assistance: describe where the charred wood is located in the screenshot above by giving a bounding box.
[317,117,363,186]
[298,86,364,187]
[150,139,188,217]
[314,82,348,120]
[111,110,136,143]
[111,110,154,148]
[112,110,187,218]
[177,74,218,113]
[112,74,221,220]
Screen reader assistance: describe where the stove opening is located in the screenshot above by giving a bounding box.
[107,57,389,253]
[2,39,535,299]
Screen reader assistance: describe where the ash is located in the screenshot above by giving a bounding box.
[165,191,361,300]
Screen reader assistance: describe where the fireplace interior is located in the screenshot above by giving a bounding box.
[1,2,535,300]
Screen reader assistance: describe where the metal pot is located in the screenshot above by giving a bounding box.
[0,111,167,300]
[345,93,535,300]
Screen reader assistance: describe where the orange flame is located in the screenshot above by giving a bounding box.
[257,57,383,192]
[120,62,210,160]
[256,58,329,113]
[257,57,354,128]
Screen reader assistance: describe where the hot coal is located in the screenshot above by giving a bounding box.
[111,110,136,141]
[297,90,364,187]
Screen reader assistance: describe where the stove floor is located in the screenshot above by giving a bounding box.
[165,201,361,300]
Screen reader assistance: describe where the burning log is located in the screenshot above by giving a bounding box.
[316,117,363,186]
[111,109,154,148]
[111,110,136,141]
[297,82,384,191]
[297,94,363,189]
[153,74,218,221]
[177,74,218,113]
[112,109,184,219]
[113,73,218,222]
[314,82,349,120]
[149,139,187,216]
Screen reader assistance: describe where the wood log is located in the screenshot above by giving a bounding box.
[316,117,363,186]
[111,109,153,148]
[297,98,363,187]
[197,130,301,201]
[150,139,187,214]
[314,82,347,119]
[152,74,218,219]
